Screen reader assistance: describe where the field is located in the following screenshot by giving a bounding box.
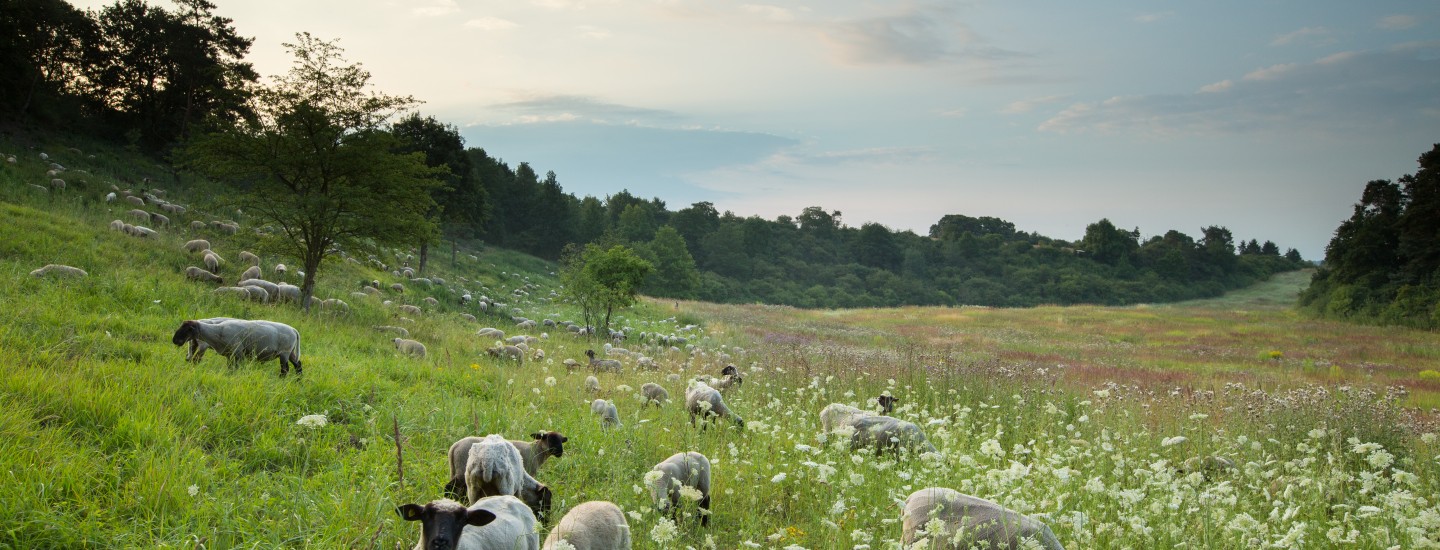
[2,138,1439,549]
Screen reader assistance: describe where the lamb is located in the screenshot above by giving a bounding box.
[443,432,568,501]
[486,345,524,363]
[239,265,261,282]
[584,349,622,374]
[393,338,427,358]
[848,415,937,456]
[641,383,669,407]
[900,487,1064,550]
[562,359,581,374]
[238,251,260,266]
[541,501,631,550]
[463,435,553,522]
[170,318,302,376]
[203,251,222,273]
[397,496,538,550]
[646,451,712,526]
[590,399,620,429]
[685,382,744,430]
[820,403,873,434]
[184,266,224,285]
[29,264,87,278]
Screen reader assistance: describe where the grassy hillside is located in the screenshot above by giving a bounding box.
[2,135,1439,549]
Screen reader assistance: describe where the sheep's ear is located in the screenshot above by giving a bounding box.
[396,504,426,521]
[530,432,544,440]
[464,509,497,527]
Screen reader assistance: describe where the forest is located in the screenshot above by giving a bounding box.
[4,0,1308,309]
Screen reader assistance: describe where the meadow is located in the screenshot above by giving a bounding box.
[2,137,1439,549]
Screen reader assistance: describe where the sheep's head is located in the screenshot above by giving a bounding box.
[521,483,553,524]
[877,394,899,414]
[721,364,738,377]
[584,349,596,359]
[532,431,567,458]
[397,499,496,550]
[171,320,197,346]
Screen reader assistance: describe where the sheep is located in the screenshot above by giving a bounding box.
[463,435,553,522]
[48,178,65,190]
[541,501,631,550]
[184,266,224,285]
[685,382,744,431]
[160,203,185,215]
[214,222,239,235]
[188,220,206,231]
[584,350,622,374]
[444,432,567,502]
[876,394,898,414]
[397,304,422,316]
[170,318,302,376]
[104,192,116,203]
[390,282,405,293]
[476,327,505,339]
[820,403,873,434]
[901,487,1064,550]
[373,325,409,338]
[273,283,302,303]
[848,415,937,456]
[274,263,287,277]
[584,376,601,394]
[424,296,440,307]
[239,265,261,281]
[590,399,620,429]
[201,251,222,273]
[125,195,146,207]
[126,209,151,223]
[238,278,280,302]
[562,359,581,374]
[214,286,253,301]
[646,451,712,526]
[318,298,349,313]
[641,383,669,407]
[361,286,380,296]
[109,219,125,232]
[238,251,260,266]
[505,335,528,346]
[181,317,237,362]
[486,345,524,363]
[240,285,270,302]
[29,264,87,278]
[128,225,156,238]
[393,338,427,358]
[397,496,538,550]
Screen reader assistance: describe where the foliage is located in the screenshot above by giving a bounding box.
[638,226,700,299]
[182,33,439,309]
[392,113,484,273]
[559,243,652,334]
[1301,144,1440,329]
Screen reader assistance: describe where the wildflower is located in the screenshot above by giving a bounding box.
[549,540,577,550]
[851,529,873,544]
[1351,441,1382,455]
[1189,413,1208,421]
[1161,436,1187,447]
[188,485,199,497]
[1093,389,1110,398]
[544,376,556,386]
[650,517,678,544]
[627,510,644,522]
[679,486,704,502]
[1367,449,1394,470]
[979,439,1004,458]
[772,472,787,483]
[1419,432,1435,444]
[296,414,327,429]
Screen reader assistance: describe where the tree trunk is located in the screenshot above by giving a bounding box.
[301,255,321,314]
[418,242,428,275]
[451,239,457,268]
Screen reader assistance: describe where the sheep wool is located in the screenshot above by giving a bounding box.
[542,501,631,550]
[901,487,1064,550]
[30,264,87,278]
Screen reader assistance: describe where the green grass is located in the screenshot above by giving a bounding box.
[2,134,1439,548]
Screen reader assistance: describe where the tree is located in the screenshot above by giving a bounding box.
[1081,218,1138,266]
[0,0,96,125]
[184,33,439,311]
[642,226,700,298]
[392,113,484,272]
[560,243,652,335]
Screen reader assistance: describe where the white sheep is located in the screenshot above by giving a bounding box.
[459,313,476,322]
[476,327,505,339]
[184,241,212,255]
[445,432,568,499]
[541,501,631,550]
[397,304,422,316]
[901,487,1064,550]
[127,225,156,238]
[374,325,410,338]
[105,192,116,203]
[685,382,744,430]
[641,383,669,407]
[590,399,621,429]
[150,213,170,227]
[126,209,151,223]
[848,415,937,456]
[184,266,223,285]
[584,349,622,374]
[238,251,260,266]
[237,279,279,302]
[274,283,301,303]
[274,263,287,277]
[424,296,440,307]
[239,265,261,282]
[397,496,539,550]
[189,220,206,231]
[125,195,145,207]
[646,451,712,526]
[203,251,223,273]
[393,338,427,358]
[170,318,302,376]
[109,219,125,232]
[584,376,601,394]
[29,264,87,278]
[820,403,873,434]
[464,434,552,522]
[486,345,524,363]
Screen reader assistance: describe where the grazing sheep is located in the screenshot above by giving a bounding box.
[393,338,427,358]
[584,350,622,374]
[29,264,87,278]
[125,195,146,207]
[397,496,538,550]
[181,317,238,362]
[397,304,422,316]
[150,212,170,227]
[105,192,116,203]
[184,266,223,285]
[170,319,302,376]
[127,225,156,238]
[583,376,601,394]
[159,203,185,215]
[486,345,524,363]
[476,327,505,339]
[214,222,239,235]
[849,415,937,456]
[562,359,581,374]
[646,451,712,526]
[901,487,1064,550]
[203,251,222,273]
[710,373,742,392]
[876,394,898,415]
[542,501,631,550]
[685,382,745,431]
[464,435,553,522]
[239,265,261,281]
[238,278,280,301]
[505,335,528,346]
[361,286,380,296]
[238,251,259,266]
[641,383,669,407]
[460,313,476,322]
[374,325,410,338]
[189,220,207,231]
[49,178,65,190]
[273,283,302,303]
[240,285,270,302]
[590,399,621,429]
[424,296,440,307]
[820,403,873,434]
[444,432,567,501]
[126,209,151,223]
[109,219,125,232]
[274,263,287,277]
[390,282,405,293]
[318,298,349,313]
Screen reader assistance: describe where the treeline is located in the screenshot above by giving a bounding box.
[5,0,1307,309]
[1300,144,1440,329]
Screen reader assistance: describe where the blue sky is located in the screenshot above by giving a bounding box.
[77,1,1439,258]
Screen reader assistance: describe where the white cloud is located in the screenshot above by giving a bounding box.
[816,5,1024,67]
[1197,79,1233,94]
[412,0,458,17]
[1001,95,1067,115]
[464,17,519,31]
[576,25,611,39]
[740,4,796,22]
[531,0,616,10]
[1132,12,1172,24]
[938,107,968,118]
[1242,63,1297,81]
[1377,14,1419,30]
[1270,26,1335,47]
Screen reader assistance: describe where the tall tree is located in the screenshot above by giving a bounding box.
[642,226,701,298]
[183,33,439,311]
[560,243,652,334]
[1081,218,1138,266]
[392,113,484,272]
[1396,145,1440,286]
[0,0,96,125]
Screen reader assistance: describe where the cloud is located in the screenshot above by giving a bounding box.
[938,107,968,118]
[1377,14,1419,30]
[484,94,683,126]
[464,16,519,31]
[576,25,611,39]
[1132,12,1172,24]
[412,0,459,17]
[1039,43,1440,137]
[530,0,616,10]
[816,6,1025,67]
[740,4,798,22]
[1000,95,1067,114]
[1270,26,1335,47]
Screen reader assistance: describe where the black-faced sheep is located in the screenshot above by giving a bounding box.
[877,394,898,414]
[685,382,744,431]
[848,415,937,456]
[182,317,237,362]
[462,434,553,522]
[900,487,1064,550]
[170,319,302,376]
[445,432,569,501]
[584,349,622,374]
[397,496,538,550]
[646,451,712,526]
[541,501,631,550]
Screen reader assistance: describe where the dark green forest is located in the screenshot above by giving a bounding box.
[4,0,1310,309]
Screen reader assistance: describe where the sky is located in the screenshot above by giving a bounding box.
[77,1,1440,259]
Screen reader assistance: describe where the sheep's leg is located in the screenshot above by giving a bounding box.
[699,494,711,527]
[278,356,290,377]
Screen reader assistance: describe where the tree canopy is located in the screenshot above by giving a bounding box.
[560,243,653,334]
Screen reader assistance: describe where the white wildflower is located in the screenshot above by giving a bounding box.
[187,485,199,497]
[650,517,678,544]
[544,376,556,386]
[296,414,327,429]
[771,472,787,483]
[1161,436,1187,447]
